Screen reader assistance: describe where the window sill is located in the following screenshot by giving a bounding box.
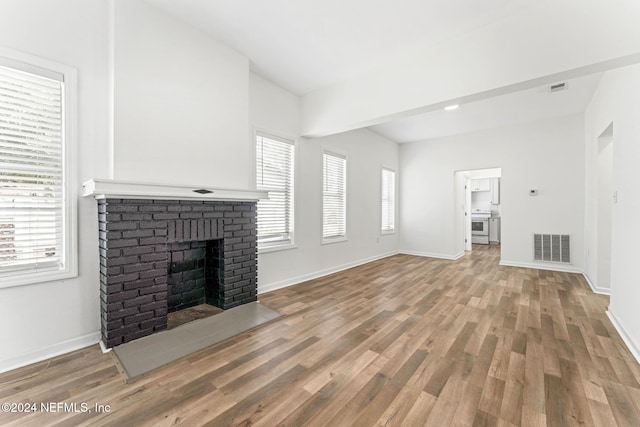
[322,236,348,245]
[0,266,77,289]
[258,243,298,254]
[381,230,396,236]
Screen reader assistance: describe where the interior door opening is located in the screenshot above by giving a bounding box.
[597,123,614,291]
[455,168,502,256]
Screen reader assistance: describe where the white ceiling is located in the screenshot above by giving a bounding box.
[143,0,603,142]
[144,0,536,95]
[370,73,603,143]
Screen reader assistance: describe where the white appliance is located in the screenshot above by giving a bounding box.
[489,217,500,243]
[471,208,491,244]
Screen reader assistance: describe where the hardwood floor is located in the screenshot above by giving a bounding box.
[1,245,639,426]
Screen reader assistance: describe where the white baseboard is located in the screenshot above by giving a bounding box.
[399,250,465,261]
[499,260,583,274]
[582,273,611,295]
[259,250,399,294]
[0,331,100,375]
[606,309,640,365]
[99,340,112,353]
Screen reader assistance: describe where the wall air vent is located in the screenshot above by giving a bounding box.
[533,234,570,263]
[549,82,568,93]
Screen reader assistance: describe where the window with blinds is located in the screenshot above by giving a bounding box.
[0,53,75,287]
[381,168,395,233]
[322,151,346,241]
[256,132,295,249]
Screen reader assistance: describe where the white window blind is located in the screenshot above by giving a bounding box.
[322,151,346,240]
[0,62,65,275]
[256,132,294,248]
[381,168,395,232]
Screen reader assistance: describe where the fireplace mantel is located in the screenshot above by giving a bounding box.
[82,179,268,202]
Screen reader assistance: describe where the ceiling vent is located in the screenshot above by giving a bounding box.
[549,82,568,93]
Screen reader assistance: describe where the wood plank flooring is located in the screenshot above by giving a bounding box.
[1,244,639,426]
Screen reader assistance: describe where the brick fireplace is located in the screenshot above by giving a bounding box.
[84,180,266,348]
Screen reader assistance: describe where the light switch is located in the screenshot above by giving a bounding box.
[529,189,538,196]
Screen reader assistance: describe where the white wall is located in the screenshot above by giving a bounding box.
[0,0,109,372]
[250,74,399,292]
[400,115,585,271]
[301,0,640,137]
[250,73,300,138]
[111,0,252,189]
[584,64,640,361]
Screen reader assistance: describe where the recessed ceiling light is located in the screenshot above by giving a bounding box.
[444,104,460,111]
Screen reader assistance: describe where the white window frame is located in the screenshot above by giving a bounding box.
[322,149,347,244]
[255,129,296,253]
[0,47,78,288]
[381,167,396,234]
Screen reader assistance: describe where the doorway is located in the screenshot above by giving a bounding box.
[455,168,502,254]
[597,123,613,290]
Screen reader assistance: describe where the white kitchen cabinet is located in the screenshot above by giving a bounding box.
[471,178,490,192]
[491,178,500,204]
[489,217,500,243]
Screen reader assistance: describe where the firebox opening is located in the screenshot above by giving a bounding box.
[166,239,223,328]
